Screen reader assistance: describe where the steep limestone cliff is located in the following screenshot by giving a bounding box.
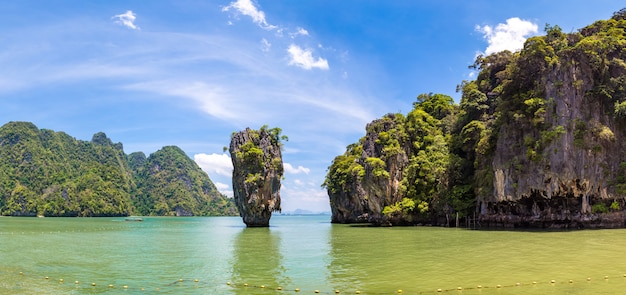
[229,127,284,227]
[476,15,626,228]
[325,10,626,228]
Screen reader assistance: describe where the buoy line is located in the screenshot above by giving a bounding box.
[8,270,626,294]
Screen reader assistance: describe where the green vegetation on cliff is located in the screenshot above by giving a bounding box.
[324,9,626,227]
[0,121,236,217]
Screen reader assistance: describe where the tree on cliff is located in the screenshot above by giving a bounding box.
[324,9,626,228]
[229,125,286,227]
[0,121,236,217]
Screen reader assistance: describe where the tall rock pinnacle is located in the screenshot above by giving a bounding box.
[229,126,285,227]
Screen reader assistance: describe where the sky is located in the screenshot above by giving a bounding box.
[0,1,623,213]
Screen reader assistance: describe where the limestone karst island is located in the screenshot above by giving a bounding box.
[2,10,626,230]
[229,126,286,227]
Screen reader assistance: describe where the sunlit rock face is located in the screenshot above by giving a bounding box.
[229,127,283,227]
[328,115,409,225]
[478,54,626,229]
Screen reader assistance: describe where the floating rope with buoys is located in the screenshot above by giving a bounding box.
[5,270,626,294]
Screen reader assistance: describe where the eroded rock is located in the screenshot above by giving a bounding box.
[229,127,284,227]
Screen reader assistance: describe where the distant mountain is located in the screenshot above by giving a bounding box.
[0,121,236,217]
[278,209,331,215]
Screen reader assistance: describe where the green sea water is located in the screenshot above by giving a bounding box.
[2,215,626,294]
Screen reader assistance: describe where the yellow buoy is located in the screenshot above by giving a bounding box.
[437,288,442,292]
[109,284,114,288]
[605,276,609,279]
[516,283,521,286]
[179,279,183,282]
[226,282,231,285]
[551,280,556,284]
[295,288,300,292]
[45,277,49,280]
[261,285,265,288]
[532,281,537,284]
[19,272,23,275]
[477,285,482,288]
[243,283,248,287]
[569,280,573,283]
[315,290,320,293]
[587,278,591,281]
[277,286,282,290]
[335,290,340,294]
[124,285,128,289]
[194,279,199,282]
[457,287,462,290]
[356,291,361,294]
[496,284,502,288]
[75,281,79,284]
[59,279,64,283]
[398,289,403,293]
[91,283,96,286]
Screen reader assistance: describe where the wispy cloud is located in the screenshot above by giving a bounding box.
[290,27,309,38]
[112,10,140,30]
[287,44,329,70]
[194,153,233,177]
[476,17,538,55]
[284,163,310,174]
[261,38,271,52]
[222,0,277,30]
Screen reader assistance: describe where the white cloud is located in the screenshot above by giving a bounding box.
[222,0,277,30]
[214,182,230,190]
[290,27,309,38]
[476,17,538,55]
[125,81,246,121]
[194,153,233,177]
[284,163,310,174]
[261,38,271,52]
[287,44,329,70]
[112,10,140,30]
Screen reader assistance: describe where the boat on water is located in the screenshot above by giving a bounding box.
[124,217,143,222]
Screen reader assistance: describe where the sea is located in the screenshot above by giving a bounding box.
[2,215,626,294]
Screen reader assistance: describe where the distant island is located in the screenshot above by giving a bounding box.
[323,8,626,229]
[0,121,237,217]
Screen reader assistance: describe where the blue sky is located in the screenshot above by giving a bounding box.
[0,1,623,212]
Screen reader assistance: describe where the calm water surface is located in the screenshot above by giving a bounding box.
[2,215,626,294]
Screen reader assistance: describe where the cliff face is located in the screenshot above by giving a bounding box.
[325,11,626,228]
[326,108,450,226]
[328,115,409,224]
[480,56,626,228]
[476,15,626,228]
[229,127,284,227]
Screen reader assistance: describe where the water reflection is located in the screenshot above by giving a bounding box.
[327,225,371,292]
[230,227,288,292]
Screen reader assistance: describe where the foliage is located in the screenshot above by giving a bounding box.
[324,9,626,224]
[0,121,236,217]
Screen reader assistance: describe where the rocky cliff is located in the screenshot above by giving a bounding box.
[477,15,626,228]
[229,126,285,227]
[325,9,626,228]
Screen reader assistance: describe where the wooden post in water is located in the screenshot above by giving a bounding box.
[455,212,459,228]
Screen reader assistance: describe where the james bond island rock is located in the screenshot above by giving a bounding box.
[325,9,626,228]
[229,126,286,227]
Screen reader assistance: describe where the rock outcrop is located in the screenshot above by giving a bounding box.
[475,14,626,228]
[229,127,284,227]
[328,115,409,224]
